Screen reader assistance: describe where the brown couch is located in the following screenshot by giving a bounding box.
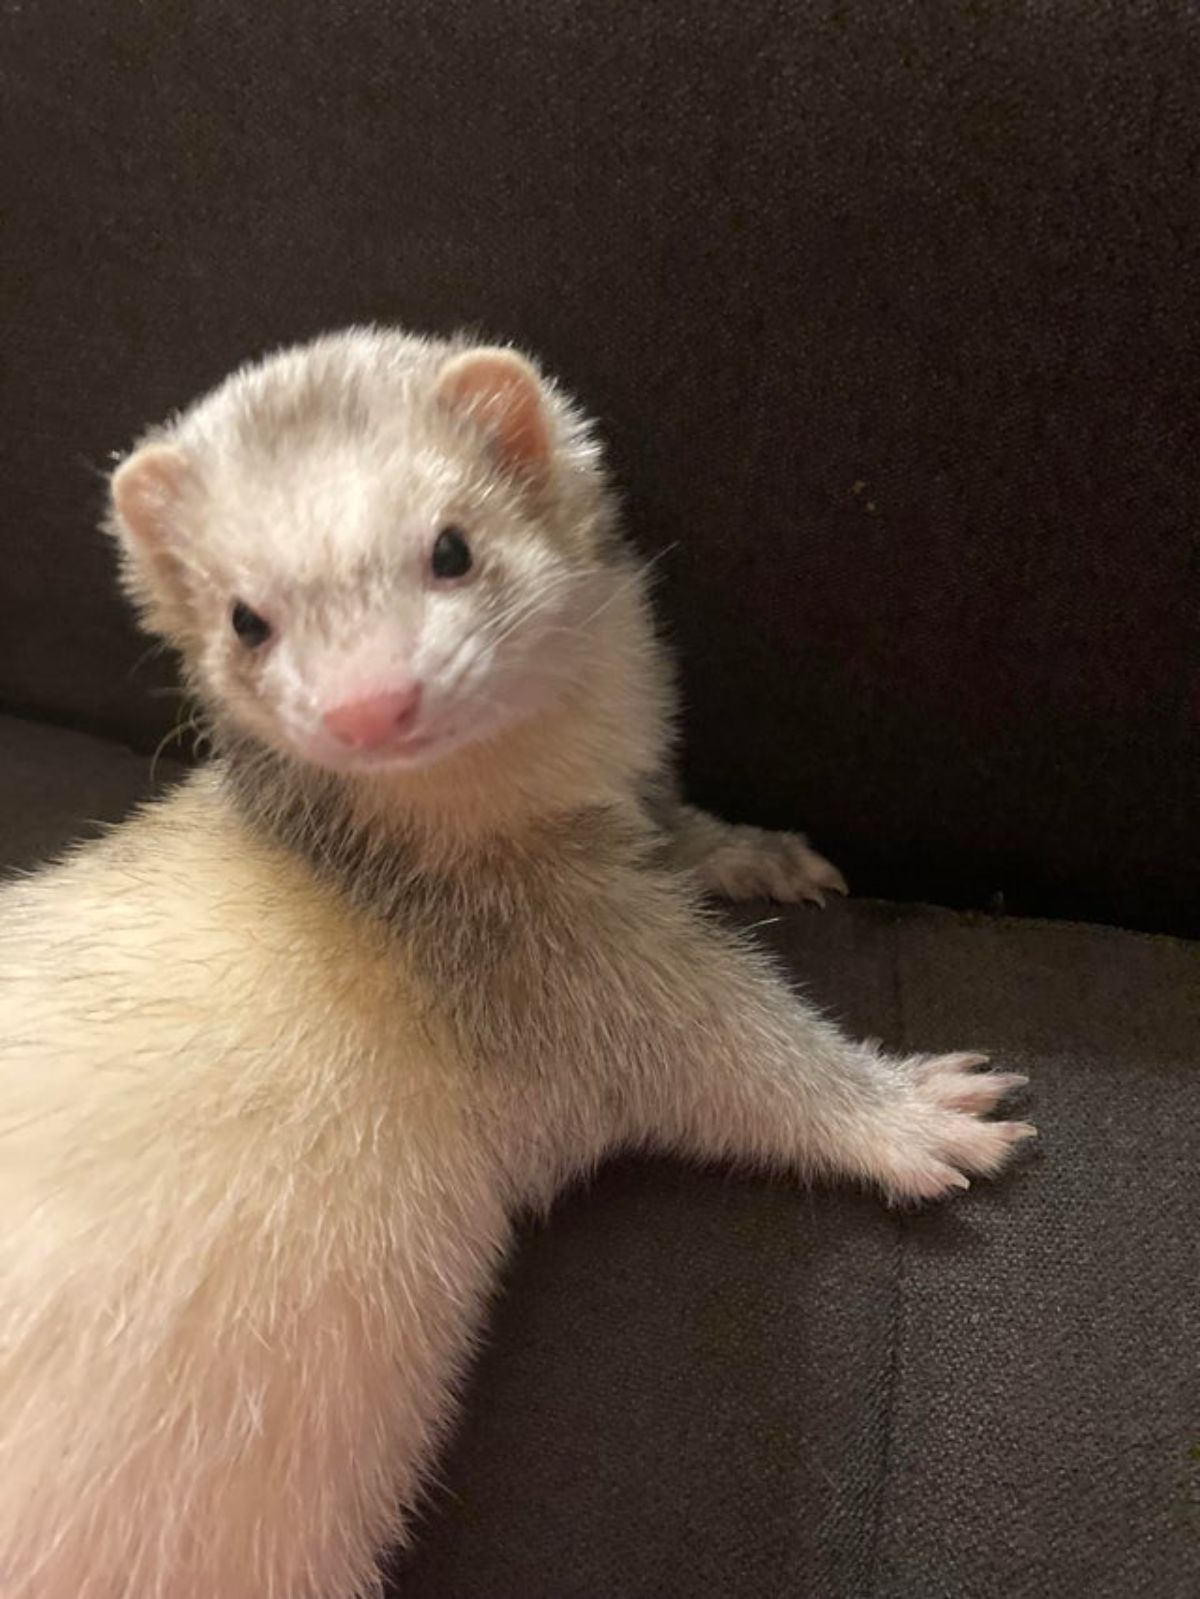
[3,3,1197,1594]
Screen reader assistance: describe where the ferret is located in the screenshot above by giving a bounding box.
[0,328,1034,1599]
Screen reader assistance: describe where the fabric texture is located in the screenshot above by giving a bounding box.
[2,1,1198,935]
[393,902,1200,1599]
[2,717,1196,1598]
[0,715,184,871]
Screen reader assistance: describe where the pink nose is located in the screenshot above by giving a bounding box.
[322,686,422,750]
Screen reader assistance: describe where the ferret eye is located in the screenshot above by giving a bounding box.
[230,600,272,647]
[431,525,473,580]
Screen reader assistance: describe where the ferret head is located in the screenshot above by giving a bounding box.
[109,330,627,778]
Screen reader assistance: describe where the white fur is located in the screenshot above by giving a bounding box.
[668,805,850,904]
[0,781,536,1598]
[0,329,1034,1598]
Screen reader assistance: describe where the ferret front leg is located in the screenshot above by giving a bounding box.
[664,802,847,905]
[620,916,1033,1204]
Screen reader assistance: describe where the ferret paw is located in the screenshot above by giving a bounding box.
[697,825,848,905]
[872,1053,1035,1205]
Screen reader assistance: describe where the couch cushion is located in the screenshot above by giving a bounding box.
[0,714,184,872]
[4,2,1199,936]
[394,907,1198,1598]
[2,717,1196,1596]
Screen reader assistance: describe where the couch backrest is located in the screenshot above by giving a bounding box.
[3,1,1197,936]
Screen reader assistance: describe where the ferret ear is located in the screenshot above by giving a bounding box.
[111,443,190,552]
[109,443,195,634]
[434,348,551,478]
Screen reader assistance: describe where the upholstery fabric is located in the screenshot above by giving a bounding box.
[3,2,1198,934]
[393,901,1199,1598]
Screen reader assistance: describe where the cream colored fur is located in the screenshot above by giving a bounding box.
[0,328,1034,1599]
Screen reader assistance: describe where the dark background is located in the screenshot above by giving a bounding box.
[3,0,1198,936]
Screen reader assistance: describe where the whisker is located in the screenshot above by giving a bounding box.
[148,707,204,786]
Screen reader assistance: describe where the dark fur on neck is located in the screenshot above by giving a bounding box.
[214,725,665,1069]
